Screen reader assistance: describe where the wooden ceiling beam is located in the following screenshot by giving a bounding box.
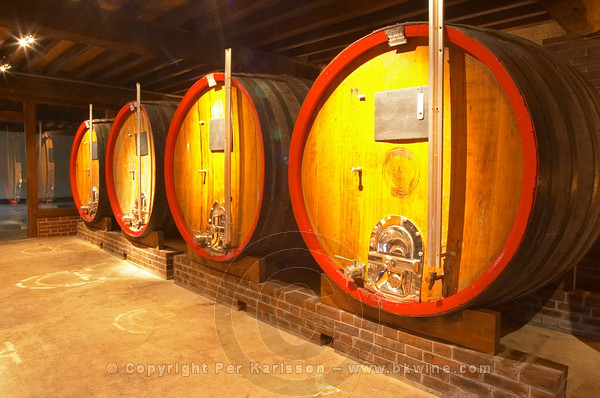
[143,64,200,88]
[92,54,150,82]
[235,0,411,48]
[74,51,129,79]
[0,0,319,78]
[482,13,551,30]
[273,0,542,57]
[0,72,177,108]
[112,57,184,86]
[155,0,219,26]
[146,69,205,93]
[45,43,89,75]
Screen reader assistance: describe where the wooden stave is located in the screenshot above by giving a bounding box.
[234,75,312,257]
[38,134,54,203]
[105,101,177,238]
[287,23,600,316]
[461,26,600,305]
[69,120,114,224]
[165,73,311,261]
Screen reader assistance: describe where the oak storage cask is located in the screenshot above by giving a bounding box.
[38,129,75,204]
[165,73,310,262]
[70,119,114,224]
[105,101,177,238]
[288,23,600,316]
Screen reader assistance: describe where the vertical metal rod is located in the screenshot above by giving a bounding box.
[136,83,142,223]
[224,48,233,246]
[88,104,93,203]
[427,0,444,273]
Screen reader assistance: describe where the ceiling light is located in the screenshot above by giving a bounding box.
[18,34,35,47]
[0,62,11,72]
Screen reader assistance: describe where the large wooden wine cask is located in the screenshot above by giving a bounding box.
[39,129,74,205]
[288,23,600,316]
[165,73,310,261]
[106,101,177,237]
[70,120,114,224]
[0,131,24,205]
[38,132,55,203]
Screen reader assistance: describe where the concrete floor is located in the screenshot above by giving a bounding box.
[0,203,28,241]
[2,236,599,397]
[0,237,436,397]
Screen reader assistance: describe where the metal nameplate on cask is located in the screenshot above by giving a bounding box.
[92,140,98,160]
[209,118,234,152]
[209,118,225,152]
[134,131,149,156]
[374,85,429,141]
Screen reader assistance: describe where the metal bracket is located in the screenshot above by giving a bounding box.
[385,25,407,47]
[334,255,365,280]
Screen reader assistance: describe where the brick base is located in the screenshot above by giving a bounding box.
[174,254,568,398]
[77,222,181,279]
[496,288,600,341]
[38,215,80,237]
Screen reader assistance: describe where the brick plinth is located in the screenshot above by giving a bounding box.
[174,254,568,398]
[38,215,80,237]
[77,222,181,279]
[496,288,600,341]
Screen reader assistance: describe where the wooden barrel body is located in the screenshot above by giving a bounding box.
[39,130,74,204]
[288,23,600,316]
[0,132,24,205]
[165,73,310,261]
[70,120,114,224]
[38,132,55,203]
[106,102,177,237]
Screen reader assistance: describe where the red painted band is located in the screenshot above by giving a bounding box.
[288,23,538,316]
[164,73,266,262]
[69,121,94,222]
[105,103,153,237]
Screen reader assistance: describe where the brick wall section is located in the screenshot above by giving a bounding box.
[37,215,80,237]
[496,288,600,341]
[544,33,600,93]
[174,254,568,398]
[77,222,180,279]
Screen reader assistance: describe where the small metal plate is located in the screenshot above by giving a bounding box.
[134,131,148,156]
[375,86,429,142]
[209,118,225,152]
[385,25,407,47]
[92,140,98,160]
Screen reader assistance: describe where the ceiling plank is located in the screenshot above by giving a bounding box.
[28,40,74,70]
[146,68,205,92]
[112,57,184,86]
[45,43,89,75]
[74,51,129,79]
[92,54,151,82]
[233,0,410,48]
[272,0,542,57]
[156,0,226,26]
[0,0,319,78]
[61,46,107,73]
